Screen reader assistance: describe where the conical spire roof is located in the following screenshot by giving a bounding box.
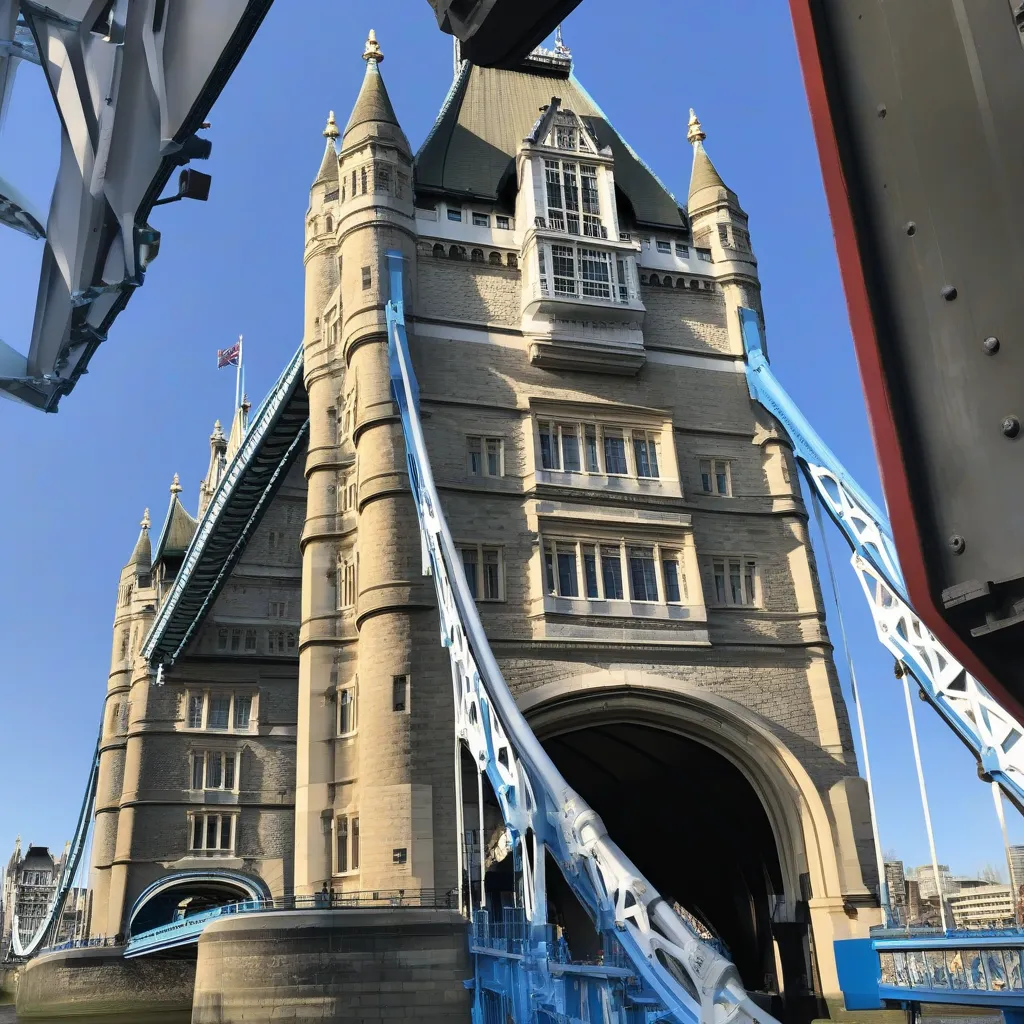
[127,508,152,570]
[342,30,408,152]
[153,474,198,565]
[687,109,729,201]
[314,112,340,185]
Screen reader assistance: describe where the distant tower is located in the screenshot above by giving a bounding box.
[90,507,156,936]
[198,420,228,517]
[295,30,454,895]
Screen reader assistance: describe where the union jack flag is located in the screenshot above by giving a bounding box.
[217,342,240,368]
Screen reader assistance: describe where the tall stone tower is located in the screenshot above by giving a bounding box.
[296,30,455,894]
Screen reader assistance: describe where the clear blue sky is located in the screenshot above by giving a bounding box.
[0,1,1016,883]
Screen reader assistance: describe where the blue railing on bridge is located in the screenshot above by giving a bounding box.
[123,888,459,958]
[836,927,1024,1012]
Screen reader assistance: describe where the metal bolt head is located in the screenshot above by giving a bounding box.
[941,285,958,301]
[877,104,887,118]
[905,221,917,236]
[1002,416,1021,439]
[949,534,966,554]
[983,336,1000,354]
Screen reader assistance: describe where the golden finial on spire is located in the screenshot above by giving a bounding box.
[363,28,383,63]
[687,108,706,146]
[170,473,182,496]
[141,508,151,530]
[323,110,339,140]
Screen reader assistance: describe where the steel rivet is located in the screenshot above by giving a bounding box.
[941,285,958,301]
[877,104,887,118]
[905,222,917,236]
[1002,416,1021,439]
[983,336,1000,354]
[949,534,966,554]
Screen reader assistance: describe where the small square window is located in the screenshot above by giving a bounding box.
[447,207,462,222]
[656,240,671,254]
[393,848,408,864]
[699,459,732,496]
[675,242,689,258]
[697,248,713,263]
[361,266,371,289]
[496,215,510,229]
[472,212,489,227]
[392,675,408,713]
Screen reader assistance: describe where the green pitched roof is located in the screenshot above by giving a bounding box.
[415,60,685,229]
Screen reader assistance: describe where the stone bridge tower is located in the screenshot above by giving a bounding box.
[296,31,456,895]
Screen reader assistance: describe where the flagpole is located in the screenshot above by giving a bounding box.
[234,335,243,412]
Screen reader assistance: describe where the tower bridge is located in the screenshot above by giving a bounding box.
[7,24,1021,1024]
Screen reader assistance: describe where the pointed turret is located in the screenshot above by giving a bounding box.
[198,420,228,517]
[313,111,340,186]
[687,109,729,202]
[341,30,410,155]
[126,508,152,573]
[153,473,198,573]
[685,109,755,269]
[225,395,251,465]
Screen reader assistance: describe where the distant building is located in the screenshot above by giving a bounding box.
[1010,846,1024,889]
[909,863,957,899]
[884,861,908,924]
[905,879,922,923]
[948,884,1015,929]
[1,837,70,959]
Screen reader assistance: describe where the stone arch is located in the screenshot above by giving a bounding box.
[471,248,484,263]
[432,243,445,258]
[127,870,270,938]
[649,273,660,286]
[676,277,687,289]
[506,252,517,269]
[519,671,866,999]
[449,244,464,261]
[689,279,700,290]
[488,251,502,266]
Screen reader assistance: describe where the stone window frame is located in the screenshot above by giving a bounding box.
[337,679,358,737]
[337,548,358,611]
[466,435,504,479]
[534,415,665,482]
[334,813,360,876]
[458,542,506,602]
[698,458,733,497]
[540,533,687,608]
[188,749,240,793]
[183,689,258,734]
[186,811,238,856]
[705,555,761,609]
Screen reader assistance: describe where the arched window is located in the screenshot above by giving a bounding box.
[506,253,518,269]
[488,251,502,266]
[689,280,700,290]
[471,248,484,263]
[360,168,367,194]
[432,243,445,258]
[325,215,333,233]
[649,274,660,286]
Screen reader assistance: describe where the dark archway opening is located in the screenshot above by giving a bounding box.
[128,878,256,938]
[542,723,801,1019]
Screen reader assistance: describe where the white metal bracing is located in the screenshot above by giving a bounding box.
[387,253,773,1024]
[739,307,1024,812]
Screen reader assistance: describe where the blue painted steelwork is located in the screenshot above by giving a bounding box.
[142,343,309,666]
[835,931,1024,1011]
[739,307,1024,808]
[10,736,100,957]
[386,250,772,1024]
